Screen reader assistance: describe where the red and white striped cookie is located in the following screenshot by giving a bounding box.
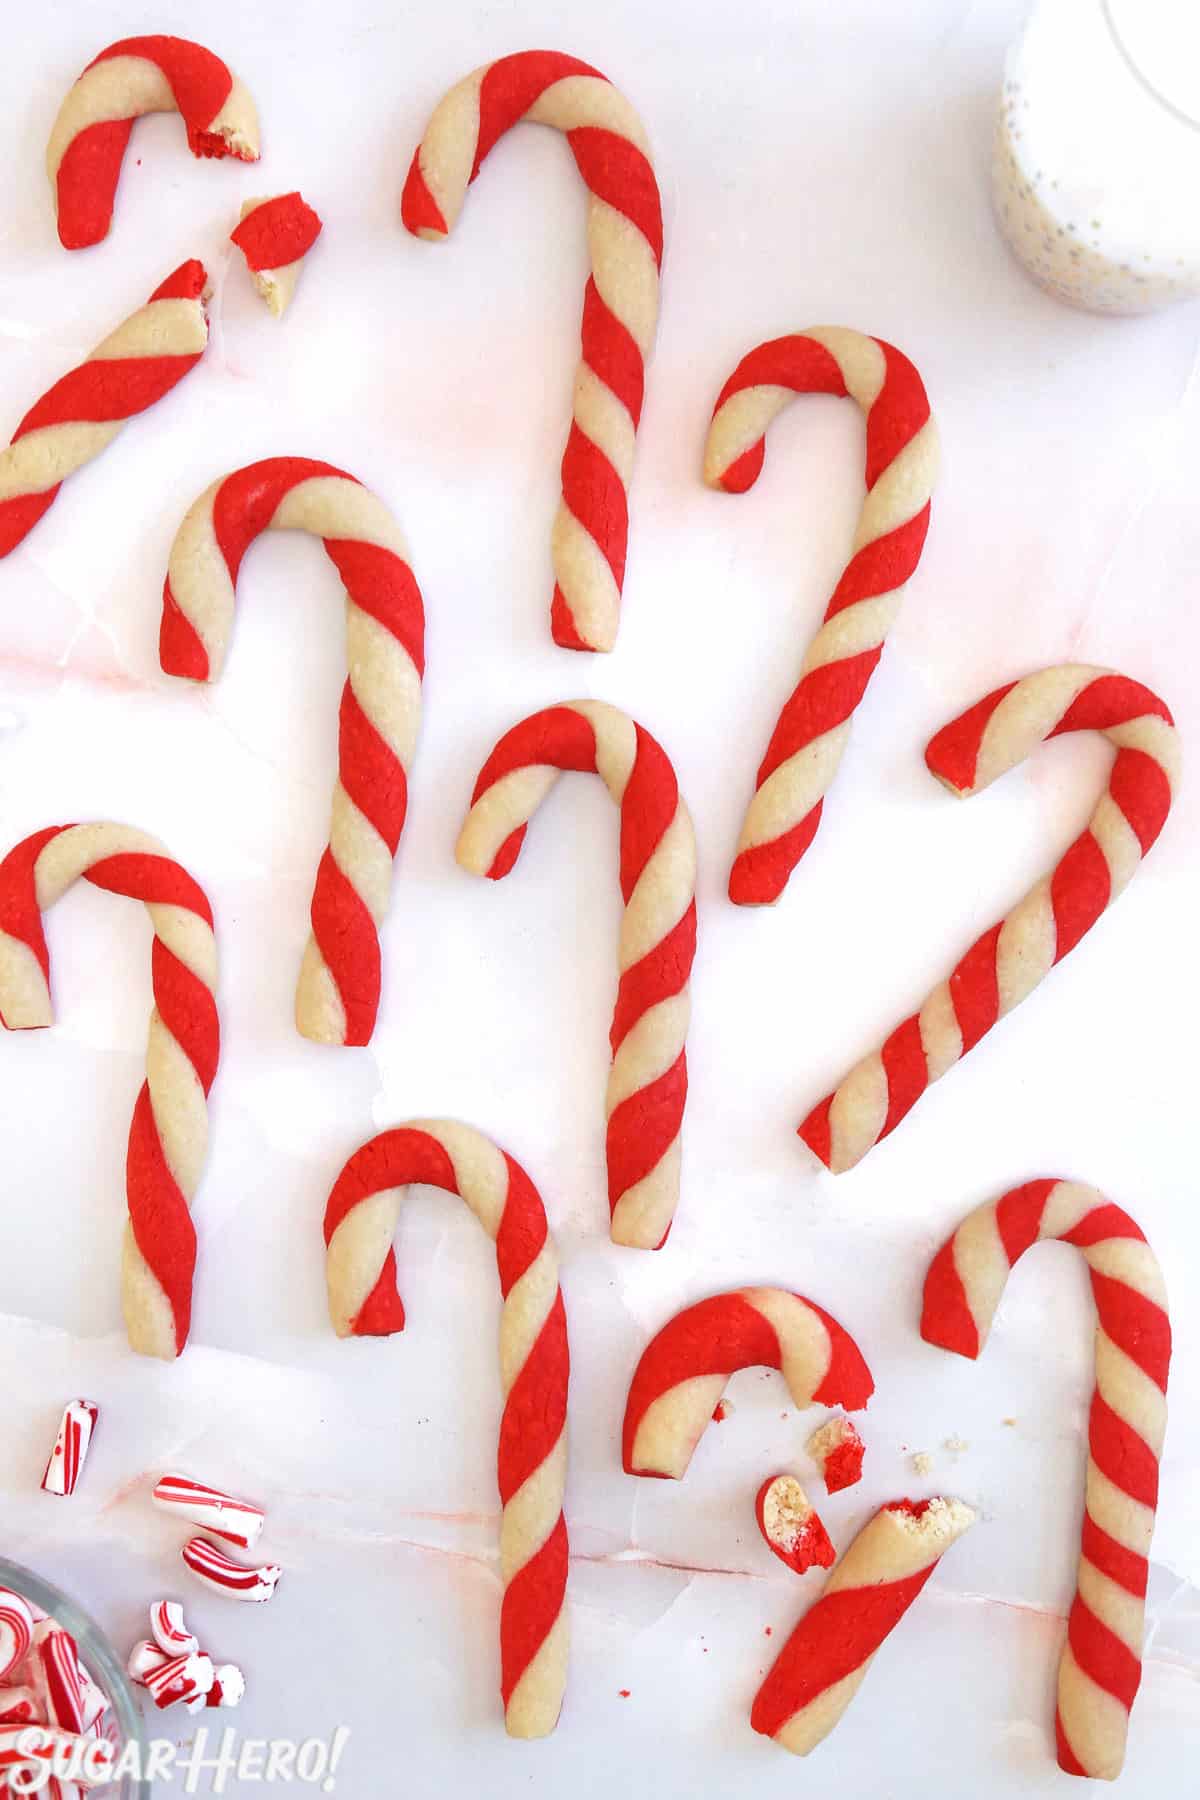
[323,1122,569,1739]
[40,1401,99,1498]
[705,330,939,905]
[800,667,1180,1172]
[0,1593,33,1683]
[755,1476,835,1576]
[152,1475,265,1549]
[0,262,208,559]
[47,36,259,248]
[457,702,696,1250]
[159,457,423,1047]
[181,1540,280,1604]
[752,1497,975,1754]
[923,1180,1170,1780]
[622,1288,874,1479]
[403,50,662,653]
[148,1602,196,1658]
[230,192,322,317]
[0,823,219,1359]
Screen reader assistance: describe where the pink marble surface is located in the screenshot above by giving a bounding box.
[0,0,1197,1793]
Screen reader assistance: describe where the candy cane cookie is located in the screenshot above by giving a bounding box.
[160,458,424,1046]
[0,823,219,1358]
[457,702,695,1250]
[923,1181,1170,1779]
[0,260,209,559]
[800,667,1180,1173]
[324,1122,569,1738]
[403,51,662,652]
[704,331,938,904]
[230,193,323,317]
[47,36,260,249]
[752,1496,975,1755]
[622,1288,873,1478]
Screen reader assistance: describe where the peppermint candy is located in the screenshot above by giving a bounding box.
[149,1600,197,1657]
[181,1538,281,1603]
[40,1401,99,1499]
[152,1475,265,1549]
[0,1592,33,1683]
[143,1651,214,1711]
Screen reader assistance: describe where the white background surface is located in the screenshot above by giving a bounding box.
[1,0,1197,1794]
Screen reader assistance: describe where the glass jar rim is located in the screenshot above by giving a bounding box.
[0,1556,148,1800]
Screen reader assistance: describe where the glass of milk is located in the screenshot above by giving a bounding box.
[993,0,1200,312]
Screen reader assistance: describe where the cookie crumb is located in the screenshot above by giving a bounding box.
[711,1399,733,1423]
[944,1434,969,1455]
[911,1451,934,1476]
[618,1689,630,1699]
[807,1414,865,1492]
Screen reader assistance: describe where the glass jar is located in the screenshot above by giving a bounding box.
[993,0,1200,313]
[0,1557,147,1799]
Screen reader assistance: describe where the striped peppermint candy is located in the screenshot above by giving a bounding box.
[922,1180,1171,1780]
[181,1540,280,1604]
[205,1664,245,1709]
[403,50,662,652]
[0,1593,33,1683]
[160,457,424,1048]
[323,1122,569,1739]
[148,1602,197,1657]
[705,329,939,904]
[623,1287,874,1479]
[0,824,219,1359]
[0,1687,39,1726]
[800,666,1180,1173]
[46,36,259,248]
[40,1401,99,1498]
[752,1497,975,1755]
[143,1650,215,1709]
[0,261,209,558]
[35,1630,86,1732]
[152,1475,265,1549]
[126,1640,169,1686]
[457,701,696,1250]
